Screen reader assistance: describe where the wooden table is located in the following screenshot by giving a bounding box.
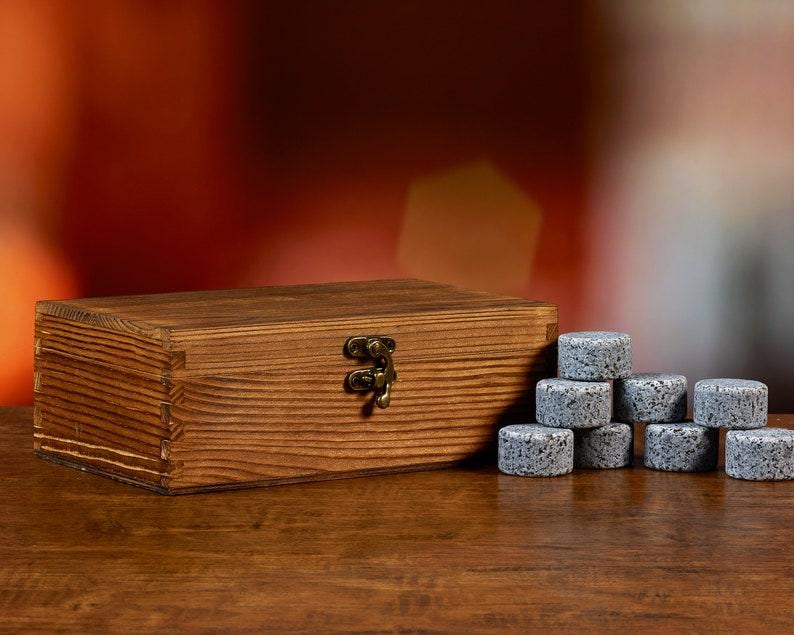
[3,407,793,632]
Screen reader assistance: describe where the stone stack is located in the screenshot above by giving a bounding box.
[498,331,633,476]
[613,373,719,473]
[497,331,793,482]
[693,378,793,481]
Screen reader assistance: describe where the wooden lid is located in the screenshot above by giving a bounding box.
[36,279,556,380]
[37,279,552,334]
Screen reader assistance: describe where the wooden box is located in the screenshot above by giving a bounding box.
[34,279,557,494]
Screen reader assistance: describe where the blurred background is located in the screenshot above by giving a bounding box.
[1,1,793,409]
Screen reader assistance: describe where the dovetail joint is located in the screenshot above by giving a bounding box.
[160,402,172,426]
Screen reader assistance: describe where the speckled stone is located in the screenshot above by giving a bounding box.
[726,428,794,481]
[536,378,611,429]
[614,373,687,423]
[693,378,768,429]
[498,424,573,477]
[574,423,633,469]
[558,331,632,381]
[644,423,718,472]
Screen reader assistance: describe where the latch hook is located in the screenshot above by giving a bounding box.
[345,336,397,409]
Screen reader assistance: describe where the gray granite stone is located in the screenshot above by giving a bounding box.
[644,423,718,472]
[614,373,687,423]
[558,331,632,381]
[694,378,768,429]
[536,378,611,429]
[498,424,573,477]
[726,428,794,481]
[574,423,633,469]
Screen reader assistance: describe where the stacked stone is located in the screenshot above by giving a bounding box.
[498,332,633,477]
[623,375,791,479]
[693,379,793,481]
[642,422,718,473]
[498,331,793,481]
[611,372,716,473]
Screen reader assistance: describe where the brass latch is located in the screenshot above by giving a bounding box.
[345,336,397,409]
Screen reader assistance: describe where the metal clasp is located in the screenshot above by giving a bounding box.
[345,336,397,409]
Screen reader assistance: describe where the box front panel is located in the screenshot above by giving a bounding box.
[166,306,557,491]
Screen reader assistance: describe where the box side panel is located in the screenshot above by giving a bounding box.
[34,315,172,489]
[167,305,557,491]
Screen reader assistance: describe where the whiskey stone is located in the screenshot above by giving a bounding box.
[536,378,611,429]
[574,423,633,469]
[614,373,687,423]
[644,423,718,472]
[726,428,794,481]
[694,378,768,429]
[498,424,573,477]
[558,331,632,381]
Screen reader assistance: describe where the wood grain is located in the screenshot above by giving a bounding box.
[33,320,170,486]
[34,280,557,493]
[5,407,794,633]
[37,278,550,331]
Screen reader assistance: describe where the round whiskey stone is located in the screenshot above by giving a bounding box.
[644,423,718,472]
[536,378,611,429]
[558,331,632,381]
[725,428,794,481]
[498,424,573,477]
[694,378,768,429]
[614,373,687,423]
[574,423,633,469]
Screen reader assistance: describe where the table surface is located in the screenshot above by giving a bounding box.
[3,407,794,633]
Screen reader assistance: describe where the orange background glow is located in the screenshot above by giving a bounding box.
[2,1,793,409]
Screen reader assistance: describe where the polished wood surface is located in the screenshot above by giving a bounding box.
[5,407,794,633]
[35,280,557,493]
